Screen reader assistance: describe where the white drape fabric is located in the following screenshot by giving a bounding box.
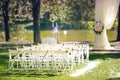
[94,30,111,49]
[95,0,120,29]
[94,0,120,49]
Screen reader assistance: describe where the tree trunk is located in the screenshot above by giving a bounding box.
[31,0,41,44]
[116,5,120,41]
[2,0,10,42]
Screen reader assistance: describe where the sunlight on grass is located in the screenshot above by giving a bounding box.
[0,46,120,80]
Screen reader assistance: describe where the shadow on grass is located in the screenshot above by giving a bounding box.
[0,54,8,66]
[0,71,59,78]
[89,54,120,60]
[107,77,120,80]
[0,48,8,53]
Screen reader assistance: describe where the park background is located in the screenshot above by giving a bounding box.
[0,0,120,80]
[0,0,118,43]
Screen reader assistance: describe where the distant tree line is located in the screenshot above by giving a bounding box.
[0,0,95,30]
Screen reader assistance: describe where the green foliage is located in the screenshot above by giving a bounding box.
[0,0,95,30]
[60,21,94,30]
[0,0,117,32]
[111,18,118,30]
[40,0,95,29]
[67,0,95,21]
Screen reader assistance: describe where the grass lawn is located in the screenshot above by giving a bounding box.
[0,46,120,80]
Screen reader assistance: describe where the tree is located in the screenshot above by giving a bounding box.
[9,0,32,20]
[0,0,96,42]
[116,5,120,41]
[2,0,10,42]
[66,0,95,28]
[31,0,40,43]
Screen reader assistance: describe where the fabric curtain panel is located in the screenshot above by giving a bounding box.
[94,0,120,49]
[95,0,120,29]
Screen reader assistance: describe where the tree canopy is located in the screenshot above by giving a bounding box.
[0,0,95,30]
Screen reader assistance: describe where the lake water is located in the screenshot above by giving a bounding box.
[0,30,117,42]
[41,30,117,42]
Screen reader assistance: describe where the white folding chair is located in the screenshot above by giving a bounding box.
[82,44,89,62]
[8,49,22,71]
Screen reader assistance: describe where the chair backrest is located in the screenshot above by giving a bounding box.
[8,49,18,60]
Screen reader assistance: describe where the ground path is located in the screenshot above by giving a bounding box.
[0,42,32,45]
[70,61,101,77]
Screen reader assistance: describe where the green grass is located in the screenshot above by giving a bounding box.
[0,46,120,80]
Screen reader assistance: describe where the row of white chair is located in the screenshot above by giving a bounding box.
[8,43,89,74]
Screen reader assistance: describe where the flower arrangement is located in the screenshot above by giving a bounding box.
[93,21,104,34]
